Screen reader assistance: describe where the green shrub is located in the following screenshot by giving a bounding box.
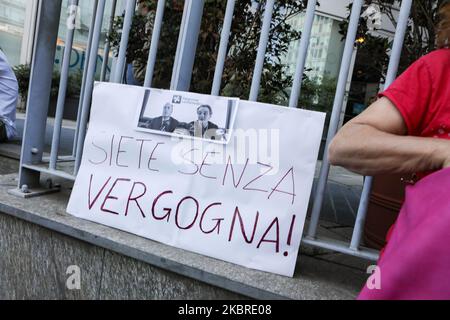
[13,64,82,110]
[13,64,30,102]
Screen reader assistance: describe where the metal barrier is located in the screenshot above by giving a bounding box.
[15,0,413,262]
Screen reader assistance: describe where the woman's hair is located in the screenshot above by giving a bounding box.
[436,2,450,48]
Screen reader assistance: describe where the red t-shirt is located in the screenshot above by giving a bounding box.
[378,49,449,257]
[379,48,450,139]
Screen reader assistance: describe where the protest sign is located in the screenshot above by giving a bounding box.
[67,82,325,276]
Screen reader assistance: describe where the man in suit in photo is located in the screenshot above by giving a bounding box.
[148,102,179,133]
[188,104,220,140]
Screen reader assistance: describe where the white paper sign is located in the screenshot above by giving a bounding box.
[67,82,325,277]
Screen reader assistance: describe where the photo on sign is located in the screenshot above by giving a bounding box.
[135,88,239,144]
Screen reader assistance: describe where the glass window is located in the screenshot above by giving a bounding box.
[54,0,125,79]
[0,0,27,66]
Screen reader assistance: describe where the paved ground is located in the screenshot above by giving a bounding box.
[313,163,363,227]
[0,156,19,175]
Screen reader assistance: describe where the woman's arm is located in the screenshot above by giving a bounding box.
[328,97,450,176]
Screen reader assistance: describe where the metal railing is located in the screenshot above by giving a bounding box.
[16,0,413,262]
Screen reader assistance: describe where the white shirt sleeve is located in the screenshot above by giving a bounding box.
[0,50,18,140]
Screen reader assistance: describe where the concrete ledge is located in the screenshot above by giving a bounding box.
[0,213,245,299]
[0,173,368,299]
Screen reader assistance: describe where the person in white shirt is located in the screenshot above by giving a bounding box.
[0,49,18,142]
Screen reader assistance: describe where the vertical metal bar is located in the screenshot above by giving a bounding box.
[18,0,63,188]
[73,0,98,157]
[100,0,117,82]
[307,0,364,238]
[349,176,373,249]
[143,0,165,87]
[249,0,275,101]
[339,46,358,128]
[170,0,189,89]
[112,0,136,83]
[74,0,107,173]
[109,0,128,82]
[384,0,413,87]
[20,0,39,65]
[288,0,317,108]
[211,0,236,96]
[170,0,205,91]
[49,0,79,170]
[350,0,413,250]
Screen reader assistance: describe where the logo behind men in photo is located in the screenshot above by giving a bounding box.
[172,95,182,104]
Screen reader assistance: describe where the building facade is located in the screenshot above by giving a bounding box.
[282,0,397,123]
[283,12,345,83]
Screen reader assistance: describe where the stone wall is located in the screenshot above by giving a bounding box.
[0,213,244,300]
